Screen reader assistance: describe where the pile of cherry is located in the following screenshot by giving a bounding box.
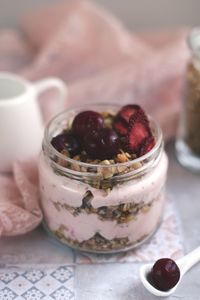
[51,104,155,160]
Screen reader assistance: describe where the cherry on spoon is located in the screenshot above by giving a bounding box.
[140,246,200,297]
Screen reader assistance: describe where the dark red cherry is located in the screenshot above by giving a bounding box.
[72,110,104,137]
[51,131,81,156]
[84,128,120,160]
[150,258,180,291]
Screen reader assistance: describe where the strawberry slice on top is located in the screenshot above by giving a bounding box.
[139,136,155,156]
[118,104,142,124]
[113,104,155,156]
[113,104,142,136]
[113,116,128,136]
[127,110,154,155]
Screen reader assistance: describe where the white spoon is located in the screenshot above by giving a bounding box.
[140,246,200,297]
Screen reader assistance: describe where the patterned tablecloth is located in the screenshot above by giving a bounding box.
[0,265,74,300]
[0,197,183,300]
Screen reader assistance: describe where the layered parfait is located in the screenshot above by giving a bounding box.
[39,104,168,253]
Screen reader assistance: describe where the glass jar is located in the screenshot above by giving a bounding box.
[39,104,168,253]
[176,28,200,172]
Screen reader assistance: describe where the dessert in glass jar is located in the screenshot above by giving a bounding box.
[39,103,168,253]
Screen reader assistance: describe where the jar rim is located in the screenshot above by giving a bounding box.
[43,103,163,171]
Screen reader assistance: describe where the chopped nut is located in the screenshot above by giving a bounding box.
[101,111,116,118]
[100,160,110,165]
[53,201,61,212]
[125,152,131,159]
[116,153,129,163]
[133,162,142,169]
[61,149,70,157]
[92,159,101,164]
[122,203,130,211]
[80,166,88,172]
[73,155,81,161]
[116,165,128,173]
[97,161,116,179]
[104,188,112,194]
[57,150,69,167]
[71,163,81,172]
[142,205,150,213]
[54,230,65,240]
[109,160,115,164]
[126,215,137,222]
[59,224,68,231]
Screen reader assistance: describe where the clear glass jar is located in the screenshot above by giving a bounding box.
[176,28,200,172]
[39,104,168,253]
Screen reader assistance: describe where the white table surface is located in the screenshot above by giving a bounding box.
[0,141,200,300]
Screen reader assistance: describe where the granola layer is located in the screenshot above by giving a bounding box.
[52,191,159,224]
[53,230,148,252]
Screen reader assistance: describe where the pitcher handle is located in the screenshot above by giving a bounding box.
[34,77,67,116]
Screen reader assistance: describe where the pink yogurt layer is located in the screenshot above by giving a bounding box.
[39,152,168,243]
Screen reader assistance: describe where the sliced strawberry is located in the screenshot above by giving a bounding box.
[139,136,155,156]
[113,116,128,136]
[118,104,142,124]
[127,110,152,154]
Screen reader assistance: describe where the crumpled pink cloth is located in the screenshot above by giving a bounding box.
[0,0,190,236]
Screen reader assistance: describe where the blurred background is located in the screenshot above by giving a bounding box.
[0,0,200,28]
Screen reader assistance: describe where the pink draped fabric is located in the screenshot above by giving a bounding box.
[0,0,190,236]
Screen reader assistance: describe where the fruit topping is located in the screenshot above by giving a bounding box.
[117,104,142,124]
[127,110,153,155]
[149,258,180,291]
[139,136,155,156]
[51,131,81,156]
[51,104,156,162]
[72,110,104,137]
[113,116,128,136]
[113,105,156,156]
[84,128,120,160]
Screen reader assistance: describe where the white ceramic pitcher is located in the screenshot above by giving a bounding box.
[0,72,67,172]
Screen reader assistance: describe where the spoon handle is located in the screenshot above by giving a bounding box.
[178,246,200,275]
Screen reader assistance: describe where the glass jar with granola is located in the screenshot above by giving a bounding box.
[39,103,168,253]
[176,28,200,172]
